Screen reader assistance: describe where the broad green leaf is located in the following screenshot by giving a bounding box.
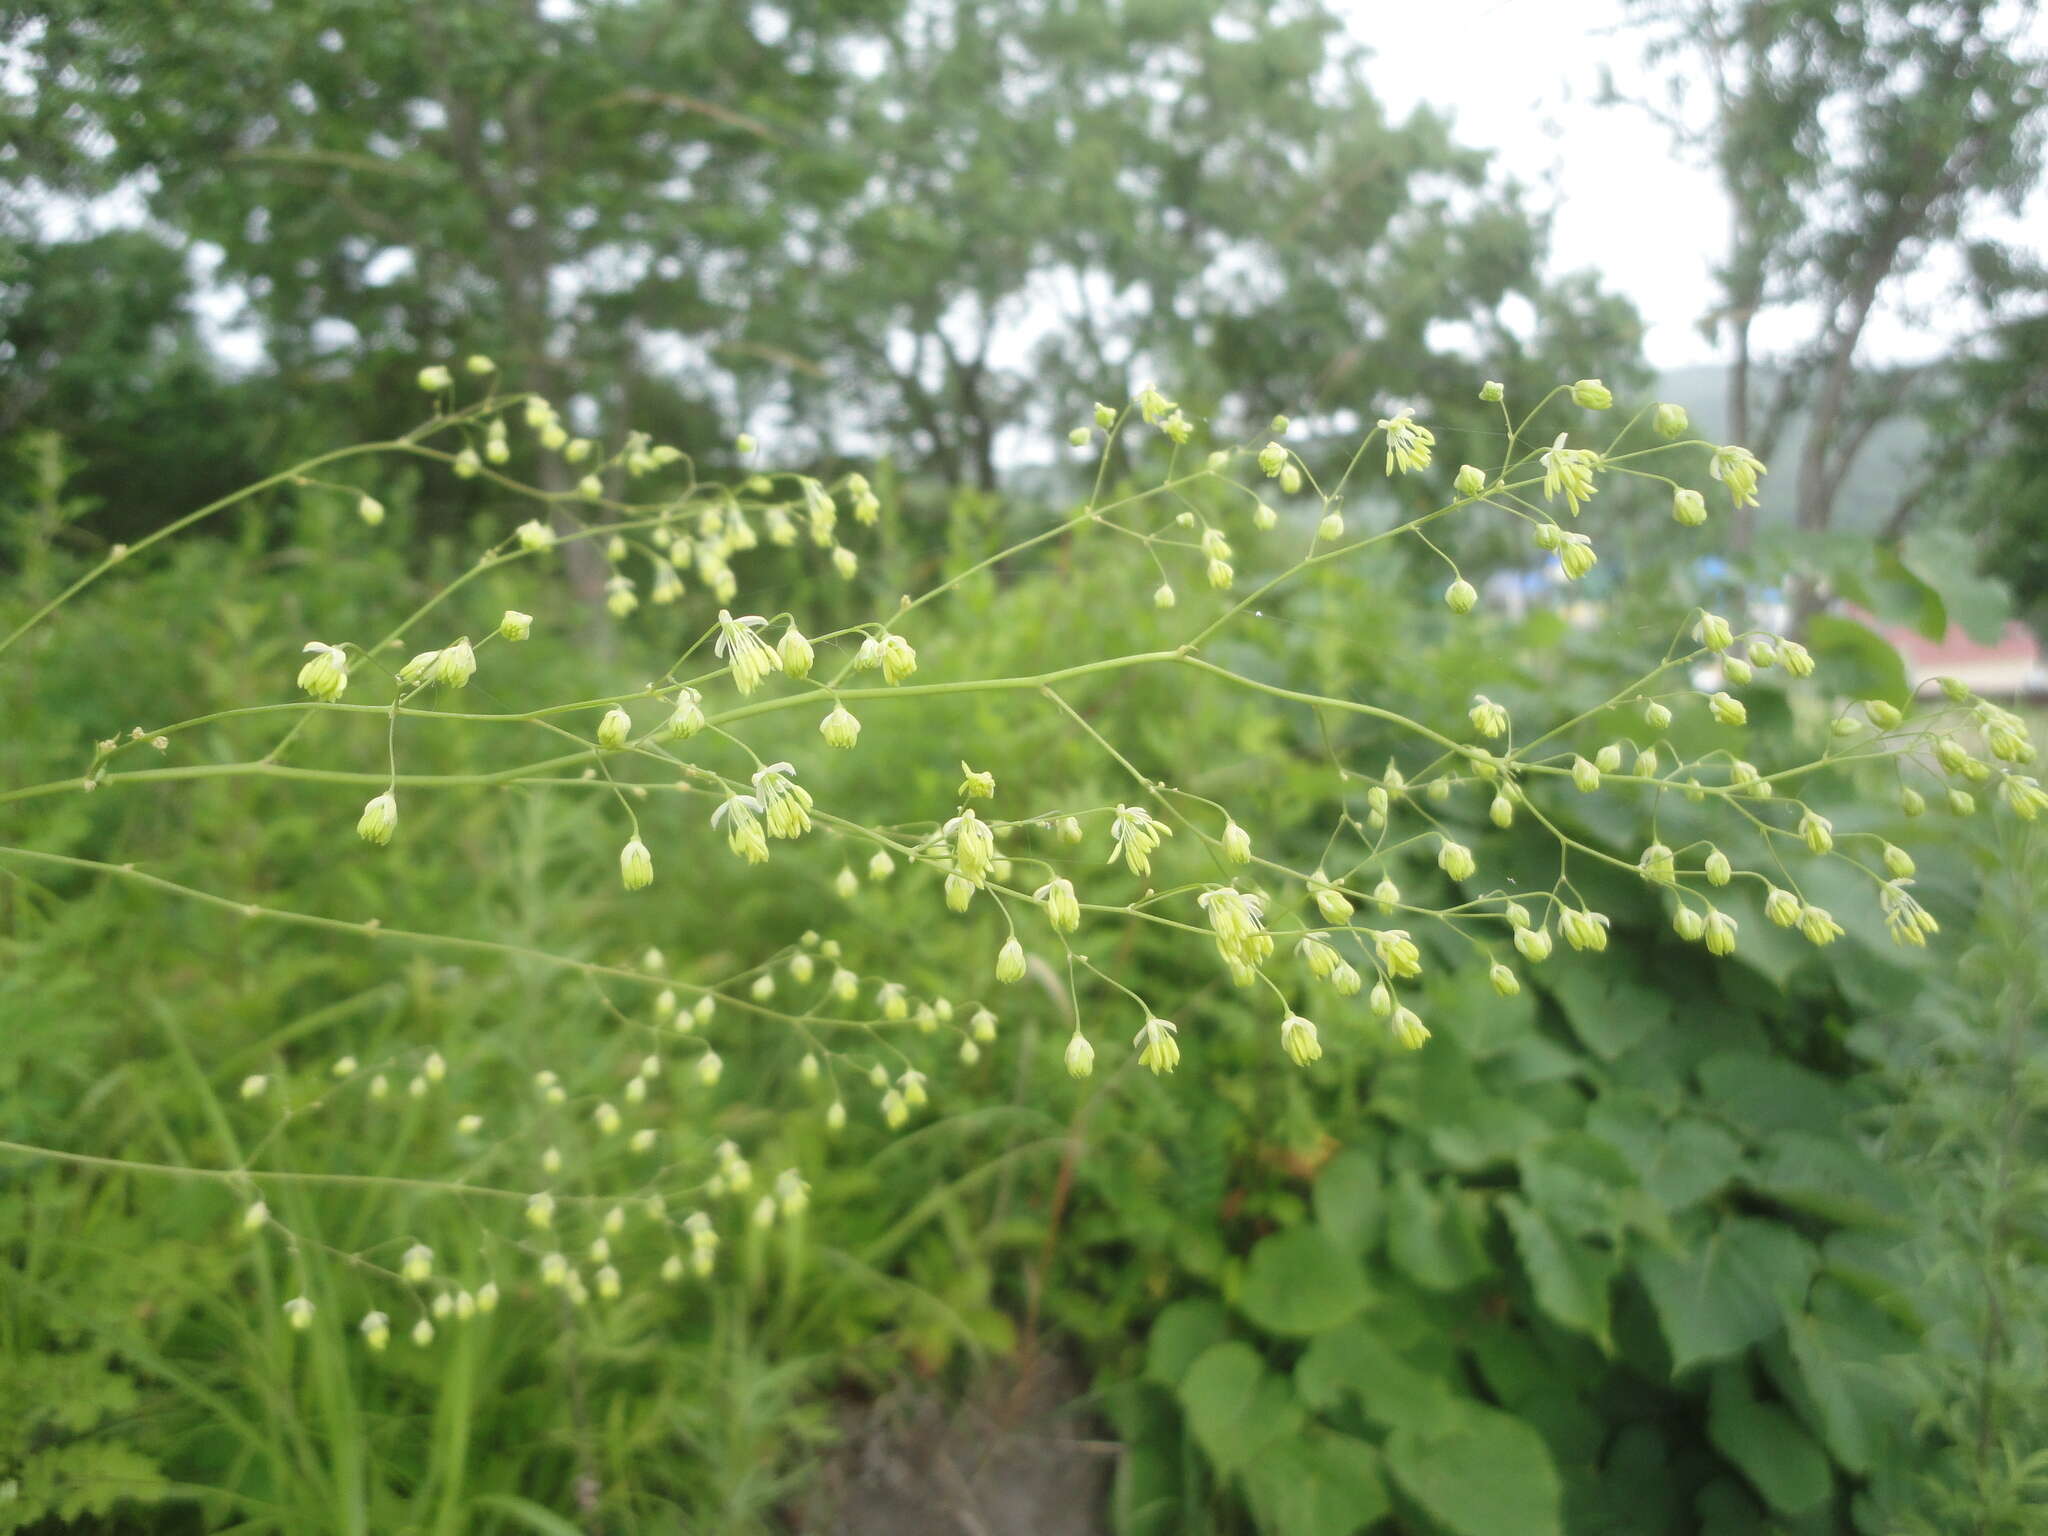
[1587,1423,1686,1536]
[1546,963,1673,1062]
[1241,1430,1390,1536]
[1385,1171,1491,1292]
[1178,1342,1303,1477]
[1414,1040,1552,1170]
[1517,1132,1640,1236]
[1804,614,1908,706]
[1745,1130,1906,1228]
[1766,1278,1918,1474]
[1707,1368,1833,1515]
[1584,1097,1744,1214]
[1144,1298,1233,1388]
[1295,1319,1456,1431]
[1312,1147,1384,1257]
[1501,1194,1616,1346]
[1695,1053,1859,1141]
[1385,1401,1564,1536]
[1637,1217,1816,1374]
[1238,1226,1371,1337]
[1900,527,2012,643]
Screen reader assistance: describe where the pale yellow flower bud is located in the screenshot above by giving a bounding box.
[357,791,398,846]
[297,642,350,702]
[1280,1014,1322,1066]
[995,938,1027,983]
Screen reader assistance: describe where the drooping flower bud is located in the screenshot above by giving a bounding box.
[1570,378,1613,410]
[1798,811,1834,855]
[1220,820,1252,864]
[1469,696,1509,739]
[778,623,815,680]
[357,792,398,847]
[1559,907,1610,952]
[596,707,633,750]
[1653,402,1689,438]
[995,938,1027,983]
[1280,1014,1322,1066]
[1704,909,1738,956]
[1444,577,1478,615]
[297,642,350,702]
[820,705,861,749]
[1389,1008,1430,1050]
[619,836,654,891]
[1134,1017,1181,1075]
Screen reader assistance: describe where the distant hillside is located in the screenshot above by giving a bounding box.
[1655,364,1931,534]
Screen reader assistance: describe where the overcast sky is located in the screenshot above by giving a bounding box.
[1354,0,2048,370]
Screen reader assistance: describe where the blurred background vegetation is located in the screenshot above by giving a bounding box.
[3,0,2047,1532]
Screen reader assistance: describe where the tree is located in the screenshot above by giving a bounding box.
[744,0,1645,488]
[7,0,1644,518]
[1616,0,2048,576]
[5,0,882,449]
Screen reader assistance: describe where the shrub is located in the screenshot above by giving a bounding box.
[2,367,2040,1531]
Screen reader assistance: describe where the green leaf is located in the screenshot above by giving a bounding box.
[1586,1098,1744,1215]
[1178,1342,1304,1477]
[1899,527,2012,643]
[1707,1368,1833,1515]
[1144,1298,1233,1388]
[1637,1217,1816,1374]
[1745,1130,1906,1228]
[1804,614,1908,706]
[1695,1053,1858,1141]
[1386,1171,1491,1292]
[1546,963,1673,1062]
[1101,1382,1192,1536]
[1768,1278,1918,1474]
[1295,1319,1457,1431]
[471,1494,592,1536]
[1384,1401,1564,1536]
[1241,1430,1390,1536]
[1312,1147,1384,1257]
[1517,1132,1640,1237]
[1238,1226,1371,1337]
[1500,1194,1616,1346]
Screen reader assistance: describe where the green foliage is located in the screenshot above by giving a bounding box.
[1617,0,2048,561]
[0,368,2038,1536]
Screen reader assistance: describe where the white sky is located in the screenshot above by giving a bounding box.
[1352,0,2048,369]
